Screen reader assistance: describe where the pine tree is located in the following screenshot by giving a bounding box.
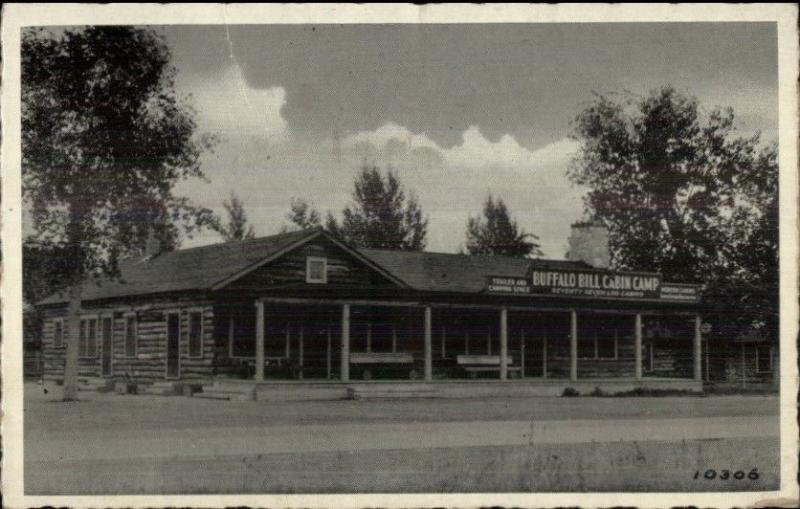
[464,195,542,258]
[328,164,428,250]
[213,192,256,241]
[281,198,321,232]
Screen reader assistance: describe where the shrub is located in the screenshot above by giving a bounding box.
[562,387,580,397]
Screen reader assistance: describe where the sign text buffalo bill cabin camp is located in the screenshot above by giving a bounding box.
[487,269,699,302]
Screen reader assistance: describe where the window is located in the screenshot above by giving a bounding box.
[305,257,327,284]
[188,311,203,358]
[79,318,98,358]
[53,319,64,348]
[124,315,137,358]
[756,345,773,373]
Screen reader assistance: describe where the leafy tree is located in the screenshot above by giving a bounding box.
[464,195,542,258]
[328,164,428,250]
[569,86,778,334]
[22,26,215,400]
[212,192,256,241]
[281,198,321,232]
[23,239,73,306]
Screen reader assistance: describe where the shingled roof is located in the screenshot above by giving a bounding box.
[38,228,590,305]
[38,228,323,305]
[358,248,589,294]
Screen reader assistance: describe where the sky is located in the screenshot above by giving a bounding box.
[157,23,778,258]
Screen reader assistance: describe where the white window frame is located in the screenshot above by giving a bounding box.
[53,318,65,349]
[305,256,328,284]
[123,312,138,358]
[756,345,773,373]
[79,315,100,359]
[186,308,205,359]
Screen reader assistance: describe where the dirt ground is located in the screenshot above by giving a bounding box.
[24,382,780,494]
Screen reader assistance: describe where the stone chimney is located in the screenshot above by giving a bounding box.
[144,228,161,259]
[567,220,610,269]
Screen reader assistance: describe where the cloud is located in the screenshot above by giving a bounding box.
[183,64,288,141]
[178,110,587,259]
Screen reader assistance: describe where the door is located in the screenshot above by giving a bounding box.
[166,313,181,379]
[101,317,113,377]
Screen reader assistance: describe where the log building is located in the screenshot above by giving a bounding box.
[36,224,731,395]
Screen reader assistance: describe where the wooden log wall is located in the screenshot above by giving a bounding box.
[226,239,394,290]
[40,298,216,383]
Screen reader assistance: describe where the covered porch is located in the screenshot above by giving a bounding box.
[214,296,704,386]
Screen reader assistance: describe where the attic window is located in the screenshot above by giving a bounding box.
[306,257,327,284]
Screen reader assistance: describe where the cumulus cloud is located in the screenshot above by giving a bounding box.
[177,93,587,258]
[333,122,586,257]
[184,64,288,140]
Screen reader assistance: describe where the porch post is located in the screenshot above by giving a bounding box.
[634,313,643,380]
[255,300,265,382]
[500,308,508,380]
[570,310,578,382]
[693,314,702,382]
[542,331,548,379]
[298,326,304,380]
[228,315,235,358]
[326,326,332,379]
[520,331,526,378]
[740,342,746,388]
[341,304,350,382]
[424,306,433,381]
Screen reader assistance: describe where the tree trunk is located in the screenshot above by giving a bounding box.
[62,283,83,400]
[61,199,88,401]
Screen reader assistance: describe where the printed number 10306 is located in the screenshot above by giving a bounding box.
[694,469,759,481]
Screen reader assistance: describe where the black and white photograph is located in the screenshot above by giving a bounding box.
[2,3,798,508]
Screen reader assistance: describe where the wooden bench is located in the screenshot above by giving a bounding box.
[350,352,416,380]
[457,355,521,378]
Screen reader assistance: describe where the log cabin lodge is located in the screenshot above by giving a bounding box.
[36,223,755,398]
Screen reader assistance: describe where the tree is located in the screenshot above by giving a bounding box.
[212,192,256,241]
[464,195,542,258]
[23,239,73,306]
[281,198,321,232]
[569,86,778,333]
[328,164,428,250]
[22,27,215,400]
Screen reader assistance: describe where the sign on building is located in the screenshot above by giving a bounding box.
[487,269,700,303]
